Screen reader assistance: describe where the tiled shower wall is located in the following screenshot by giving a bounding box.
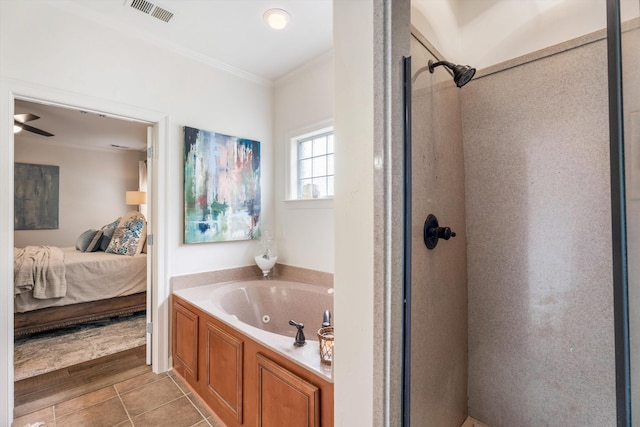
[409,34,468,426]
[461,31,617,425]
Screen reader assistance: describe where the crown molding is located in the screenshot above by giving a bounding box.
[50,0,271,87]
[274,49,333,88]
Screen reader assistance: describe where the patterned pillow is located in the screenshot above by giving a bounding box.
[105,212,147,256]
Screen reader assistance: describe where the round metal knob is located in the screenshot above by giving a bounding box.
[423,214,456,250]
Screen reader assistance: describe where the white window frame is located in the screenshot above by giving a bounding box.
[287,122,334,202]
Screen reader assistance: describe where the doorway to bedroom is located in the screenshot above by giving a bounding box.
[12,98,151,400]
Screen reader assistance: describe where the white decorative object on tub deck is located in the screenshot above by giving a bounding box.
[254,231,278,277]
[173,279,334,381]
[254,255,277,277]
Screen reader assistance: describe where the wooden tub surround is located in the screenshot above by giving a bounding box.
[172,295,334,427]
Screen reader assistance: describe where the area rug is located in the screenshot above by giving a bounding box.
[14,312,146,381]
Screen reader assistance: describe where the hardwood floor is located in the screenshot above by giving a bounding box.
[14,345,149,418]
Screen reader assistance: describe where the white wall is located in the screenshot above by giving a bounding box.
[412,0,639,70]
[273,53,334,273]
[333,0,375,425]
[411,0,461,61]
[0,1,272,422]
[14,141,144,248]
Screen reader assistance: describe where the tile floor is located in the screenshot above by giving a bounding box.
[13,371,227,427]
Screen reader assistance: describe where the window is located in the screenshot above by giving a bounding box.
[291,127,334,199]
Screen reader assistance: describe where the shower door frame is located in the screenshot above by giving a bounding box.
[401,55,412,427]
[607,0,632,425]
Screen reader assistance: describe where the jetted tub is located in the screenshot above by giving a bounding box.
[173,279,334,381]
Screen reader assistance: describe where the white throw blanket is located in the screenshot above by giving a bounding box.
[14,246,67,299]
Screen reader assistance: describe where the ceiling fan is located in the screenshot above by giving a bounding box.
[14,113,54,137]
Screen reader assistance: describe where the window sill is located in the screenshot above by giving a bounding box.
[283,198,334,209]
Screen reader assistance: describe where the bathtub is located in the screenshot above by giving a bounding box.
[172,279,334,381]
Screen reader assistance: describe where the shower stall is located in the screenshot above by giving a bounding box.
[402,0,640,425]
[402,32,470,426]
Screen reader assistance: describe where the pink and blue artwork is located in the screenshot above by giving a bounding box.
[184,126,260,243]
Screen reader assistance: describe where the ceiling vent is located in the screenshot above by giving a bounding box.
[128,0,174,23]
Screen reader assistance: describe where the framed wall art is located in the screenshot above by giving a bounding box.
[14,163,60,230]
[184,126,261,243]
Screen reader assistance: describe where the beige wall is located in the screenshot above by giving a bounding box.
[462,31,616,425]
[408,34,468,426]
[14,140,144,248]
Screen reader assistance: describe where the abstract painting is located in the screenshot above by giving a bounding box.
[184,126,261,243]
[14,163,60,230]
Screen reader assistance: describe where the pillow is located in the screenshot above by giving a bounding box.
[86,230,103,252]
[105,212,147,256]
[75,229,102,252]
[99,217,121,251]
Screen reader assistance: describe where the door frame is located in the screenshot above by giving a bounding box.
[0,78,170,425]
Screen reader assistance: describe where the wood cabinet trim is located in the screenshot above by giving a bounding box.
[256,353,320,427]
[172,301,199,381]
[205,320,244,424]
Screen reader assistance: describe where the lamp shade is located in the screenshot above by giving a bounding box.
[125,191,146,205]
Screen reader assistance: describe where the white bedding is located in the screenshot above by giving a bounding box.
[14,247,147,313]
[14,246,66,299]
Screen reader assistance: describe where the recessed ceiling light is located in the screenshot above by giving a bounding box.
[263,8,290,30]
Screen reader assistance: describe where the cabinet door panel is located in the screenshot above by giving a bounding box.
[173,302,199,382]
[257,353,320,427]
[206,321,244,423]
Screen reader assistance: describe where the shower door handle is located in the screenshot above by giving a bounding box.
[423,214,456,250]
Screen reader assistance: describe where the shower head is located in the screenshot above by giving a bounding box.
[428,60,476,88]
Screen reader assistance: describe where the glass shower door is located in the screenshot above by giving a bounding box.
[623,0,640,423]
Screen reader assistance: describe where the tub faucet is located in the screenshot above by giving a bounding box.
[288,320,306,347]
[322,310,331,328]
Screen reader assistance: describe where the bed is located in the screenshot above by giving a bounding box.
[13,212,148,337]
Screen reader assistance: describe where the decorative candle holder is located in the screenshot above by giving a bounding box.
[317,327,334,365]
